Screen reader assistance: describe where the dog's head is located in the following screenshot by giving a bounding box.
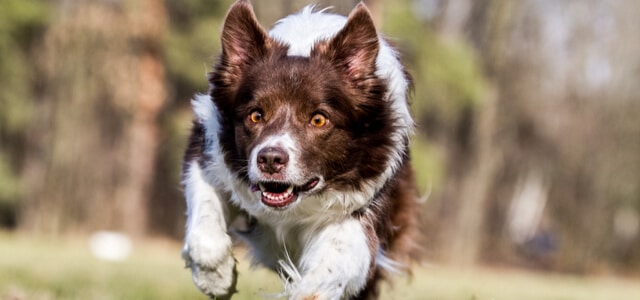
[209,1,400,211]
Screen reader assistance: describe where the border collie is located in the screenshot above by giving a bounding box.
[182,1,419,299]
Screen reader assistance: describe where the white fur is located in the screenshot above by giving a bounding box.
[249,133,306,184]
[270,5,347,57]
[286,218,372,299]
[182,161,235,297]
[184,6,413,299]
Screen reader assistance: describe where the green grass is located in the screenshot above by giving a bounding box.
[1,231,639,300]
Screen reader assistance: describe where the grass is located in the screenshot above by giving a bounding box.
[1,231,639,300]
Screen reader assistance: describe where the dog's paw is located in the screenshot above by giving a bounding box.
[182,233,237,298]
[289,291,334,300]
[191,254,237,299]
[288,283,342,300]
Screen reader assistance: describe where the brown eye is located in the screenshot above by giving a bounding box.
[249,110,262,123]
[310,114,327,127]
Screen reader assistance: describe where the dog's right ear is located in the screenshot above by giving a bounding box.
[312,3,379,87]
[220,0,270,68]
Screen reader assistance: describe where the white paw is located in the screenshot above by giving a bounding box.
[182,233,237,298]
[288,280,344,300]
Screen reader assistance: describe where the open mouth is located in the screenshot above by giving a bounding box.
[250,178,320,208]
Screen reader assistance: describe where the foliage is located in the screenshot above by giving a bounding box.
[0,0,49,133]
[410,135,445,195]
[0,0,50,209]
[164,0,232,98]
[381,0,489,200]
[381,0,488,126]
[0,153,20,202]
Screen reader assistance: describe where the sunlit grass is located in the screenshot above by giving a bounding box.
[1,231,639,300]
[383,265,640,300]
[0,233,204,300]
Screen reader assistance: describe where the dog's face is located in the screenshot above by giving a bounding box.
[210,2,396,210]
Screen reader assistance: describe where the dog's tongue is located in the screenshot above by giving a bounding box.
[259,183,295,208]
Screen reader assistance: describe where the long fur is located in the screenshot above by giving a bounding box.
[182,1,419,299]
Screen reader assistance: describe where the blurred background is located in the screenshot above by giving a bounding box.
[1,0,640,299]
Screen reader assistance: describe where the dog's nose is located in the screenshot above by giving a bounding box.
[257,147,289,174]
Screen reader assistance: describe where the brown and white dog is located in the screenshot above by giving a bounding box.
[181,1,419,299]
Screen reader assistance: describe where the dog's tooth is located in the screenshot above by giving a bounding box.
[259,183,266,192]
[287,185,294,194]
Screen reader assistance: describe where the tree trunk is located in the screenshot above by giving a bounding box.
[445,92,500,265]
[20,0,166,236]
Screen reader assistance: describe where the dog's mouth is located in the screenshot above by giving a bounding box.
[250,178,320,208]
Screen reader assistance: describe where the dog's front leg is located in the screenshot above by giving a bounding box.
[290,218,373,300]
[182,161,237,299]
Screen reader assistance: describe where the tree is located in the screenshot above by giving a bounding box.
[20,0,167,236]
[0,0,50,228]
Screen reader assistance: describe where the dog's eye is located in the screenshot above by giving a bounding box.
[249,110,263,123]
[310,114,327,127]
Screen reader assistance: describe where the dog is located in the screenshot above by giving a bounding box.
[181,1,419,299]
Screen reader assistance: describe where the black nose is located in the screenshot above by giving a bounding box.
[257,147,289,174]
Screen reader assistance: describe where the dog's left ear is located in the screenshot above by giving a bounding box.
[313,3,379,82]
[220,0,271,68]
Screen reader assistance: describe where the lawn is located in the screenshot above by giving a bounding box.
[1,231,639,300]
